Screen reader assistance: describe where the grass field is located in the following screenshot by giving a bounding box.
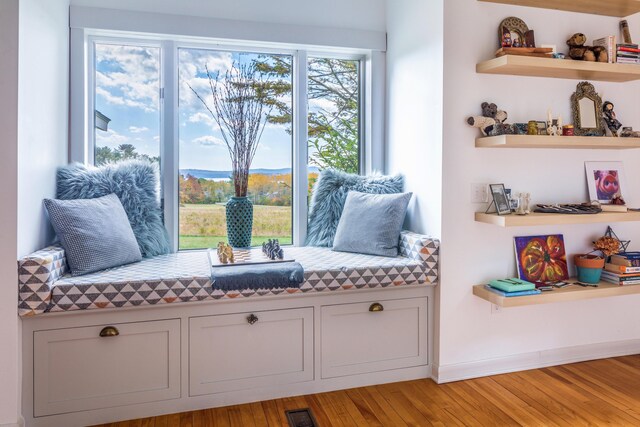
[179,204,292,249]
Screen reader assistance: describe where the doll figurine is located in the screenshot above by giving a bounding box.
[603,101,622,137]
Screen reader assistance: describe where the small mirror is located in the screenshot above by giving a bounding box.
[578,98,597,128]
[571,82,604,136]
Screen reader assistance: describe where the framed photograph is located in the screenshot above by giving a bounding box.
[489,184,511,215]
[505,188,519,212]
[514,235,569,283]
[585,161,627,203]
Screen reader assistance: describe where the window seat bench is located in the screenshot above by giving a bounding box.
[19,230,439,317]
[20,231,439,426]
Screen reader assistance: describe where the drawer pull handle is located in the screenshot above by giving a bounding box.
[369,302,384,312]
[99,326,120,338]
[247,314,259,325]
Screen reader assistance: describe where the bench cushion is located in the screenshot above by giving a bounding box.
[18,231,439,316]
[18,246,67,317]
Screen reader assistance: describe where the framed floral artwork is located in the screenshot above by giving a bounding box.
[514,234,569,283]
[585,161,627,203]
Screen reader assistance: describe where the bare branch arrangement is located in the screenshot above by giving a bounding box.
[187,63,272,197]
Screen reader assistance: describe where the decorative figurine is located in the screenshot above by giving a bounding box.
[515,192,531,215]
[546,109,563,136]
[527,121,538,135]
[603,101,623,137]
[467,102,514,136]
[217,242,235,264]
[262,239,284,260]
[501,26,512,48]
[621,20,633,45]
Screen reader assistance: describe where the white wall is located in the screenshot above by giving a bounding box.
[70,0,386,32]
[0,1,21,424]
[386,0,444,239]
[17,0,71,258]
[438,0,640,376]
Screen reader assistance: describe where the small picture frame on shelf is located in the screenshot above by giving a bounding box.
[488,184,512,215]
[585,161,628,204]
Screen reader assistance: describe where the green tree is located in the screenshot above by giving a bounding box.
[253,56,360,174]
[95,143,159,166]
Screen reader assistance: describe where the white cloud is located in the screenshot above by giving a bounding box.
[193,135,225,147]
[178,49,234,113]
[95,44,160,113]
[95,128,129,146]
[129,126,149,133]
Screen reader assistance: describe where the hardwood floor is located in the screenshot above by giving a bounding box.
[95,355,640,427]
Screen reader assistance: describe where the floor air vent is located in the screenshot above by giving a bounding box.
[285,408,318,427]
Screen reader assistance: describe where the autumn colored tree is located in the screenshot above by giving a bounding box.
[179,175,206,204]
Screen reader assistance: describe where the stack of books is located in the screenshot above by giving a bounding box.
[485,278,541,297]
[616,43,640,65]
[601,252,640,285]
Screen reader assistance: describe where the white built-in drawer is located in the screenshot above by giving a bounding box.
[33,319,181,417]
[321,297,428,378]
[189,307,313,396]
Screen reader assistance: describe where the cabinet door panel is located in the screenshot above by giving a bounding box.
[34,319,180,416]
[321,298,427,378]
[189,308,313,396]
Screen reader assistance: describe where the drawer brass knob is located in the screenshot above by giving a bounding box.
[369,302,384,312]
[247,314,259,325]
[99,326,120,337]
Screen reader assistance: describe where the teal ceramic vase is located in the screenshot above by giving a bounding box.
[226,196,253,247]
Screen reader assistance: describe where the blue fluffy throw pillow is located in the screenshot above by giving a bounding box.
[56,161,171,257]
[306,169,404,247]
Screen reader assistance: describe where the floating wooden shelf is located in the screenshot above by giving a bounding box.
[478,0,640,17]
[475,211,640,227]
[476,135,640,149]
[473,281,640,307]
[477,55,640,82]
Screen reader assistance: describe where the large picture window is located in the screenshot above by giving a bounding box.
[79,35,369,250]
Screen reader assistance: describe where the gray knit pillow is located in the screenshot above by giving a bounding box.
[333,191,412,257]
[44,194,142,276]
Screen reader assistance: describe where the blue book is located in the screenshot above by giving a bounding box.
[484,285,542,297]
[620,252,640,259]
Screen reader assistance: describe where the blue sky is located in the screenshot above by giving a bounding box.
[95,44,293,171]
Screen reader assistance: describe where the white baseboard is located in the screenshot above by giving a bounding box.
[434,338,640,384]
[0,415,24,427]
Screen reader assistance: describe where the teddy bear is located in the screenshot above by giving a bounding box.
[566,33,608,62]
[467,102,514,136]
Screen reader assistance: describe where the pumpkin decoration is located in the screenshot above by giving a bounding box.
[515,235,569,283]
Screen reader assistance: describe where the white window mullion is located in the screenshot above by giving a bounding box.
[70,31,96,165]
[161,41,179,252]
[366,51,385,174]
[293,50,309,247]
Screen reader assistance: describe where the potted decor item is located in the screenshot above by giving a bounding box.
[574,234,621,284]
[188,63,272,247]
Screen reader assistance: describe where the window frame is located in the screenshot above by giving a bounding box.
[72,30,374,251]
